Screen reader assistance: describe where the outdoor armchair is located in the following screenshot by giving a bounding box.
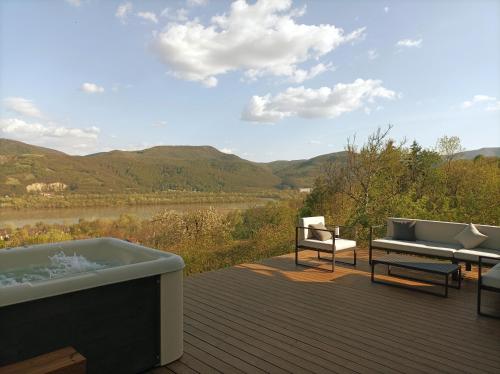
[295,216,357,272]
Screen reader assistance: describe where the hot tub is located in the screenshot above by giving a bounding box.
[0,237,184,373]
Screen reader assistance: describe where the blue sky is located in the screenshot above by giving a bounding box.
[0,0,499,162]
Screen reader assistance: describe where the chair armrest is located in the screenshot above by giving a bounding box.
[296,226,335,234]
[326,225,358,240]
[369,224,386,241]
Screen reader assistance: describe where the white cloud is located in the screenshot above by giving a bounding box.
[396,38,422,48]
[81,82,104,94]
[187,0,208,7]
[219,147,234,154]
[0,118,100,140]
[151,0,366,87]
[309,140,321,144]
[65,0,81,6]
[242,78,397,124]
[3,97,44,119]
[161,8,189,22]
[462,94,499,111]
[367,49,379,60]
[288,63,335,83]
[137,11,158,24]
[384,6,389,13]
[152,121,168,128]
[116,2,133,23]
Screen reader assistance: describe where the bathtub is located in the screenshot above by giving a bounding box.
[0,237,184,373]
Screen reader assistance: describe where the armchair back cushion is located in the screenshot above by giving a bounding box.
[299,216,325,241]
[309,223,332,241]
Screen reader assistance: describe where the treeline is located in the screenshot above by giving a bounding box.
[0,190,296,209]
[0,201,301,275]
[302,128,499,235]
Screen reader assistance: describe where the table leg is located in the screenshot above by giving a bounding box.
[458,267,461,289]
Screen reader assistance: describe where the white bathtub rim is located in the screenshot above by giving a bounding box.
[0,237,185,307]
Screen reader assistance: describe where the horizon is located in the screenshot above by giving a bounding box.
[1,0,499,162]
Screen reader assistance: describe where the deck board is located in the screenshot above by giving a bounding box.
[160,249,500,374]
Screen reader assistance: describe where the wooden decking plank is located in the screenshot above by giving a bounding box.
[160,249,500,374]
[183,328,270,374]
[191,266,500,370]
[166,360,199,374]
[186,268,499,373]
[185,316,315,374]
[220,259,500,341]
[184,296,404,374]
[210,264,500,349]
[176,350,223,374]
[185,284,441,374]
[240,259,500,344]
[241,257,490,327]
[185,279,457,374]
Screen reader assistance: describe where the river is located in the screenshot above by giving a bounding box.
[0,200,269,228]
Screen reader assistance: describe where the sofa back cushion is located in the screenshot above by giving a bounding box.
[299,216,325,241]
[392,221,416,241]
[387,218,500,250]
[476,224,500,250]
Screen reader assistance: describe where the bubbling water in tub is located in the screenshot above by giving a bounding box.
[0,251,115,287]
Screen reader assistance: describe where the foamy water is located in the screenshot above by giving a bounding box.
[0,251,114,287]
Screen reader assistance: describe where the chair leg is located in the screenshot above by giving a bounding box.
[332,250,335,272]
[477,286,481,315]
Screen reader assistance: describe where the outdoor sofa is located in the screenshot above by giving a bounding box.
[370,218,500,317]
[369,218,500,267]
[295,216,357,272]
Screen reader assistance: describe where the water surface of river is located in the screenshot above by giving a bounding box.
[0,201,268,228]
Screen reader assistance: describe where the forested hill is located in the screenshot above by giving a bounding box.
[0,138,497,195]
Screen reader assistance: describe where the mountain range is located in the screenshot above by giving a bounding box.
[0,138,498,195]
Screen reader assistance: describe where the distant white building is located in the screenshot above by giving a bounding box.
[299,188,312,193]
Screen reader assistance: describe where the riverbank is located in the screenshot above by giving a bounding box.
[0,190,297,210]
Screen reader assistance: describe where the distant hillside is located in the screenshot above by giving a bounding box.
[457,147,500,159]
[0,139,282,194]
[0,138,497,195]
[266,151,347,188]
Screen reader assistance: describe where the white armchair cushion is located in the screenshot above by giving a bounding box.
[299,238,356,252]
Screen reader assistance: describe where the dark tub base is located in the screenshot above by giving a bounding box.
[0,276,160,374]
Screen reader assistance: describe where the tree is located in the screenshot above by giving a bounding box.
[436,135,465,169]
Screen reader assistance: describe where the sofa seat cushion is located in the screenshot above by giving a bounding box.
[371,238,459,258]
[299,238,356,252]
[483,263,500,289]
[454,248,500,264]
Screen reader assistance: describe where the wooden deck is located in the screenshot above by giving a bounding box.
[153,249,500,374]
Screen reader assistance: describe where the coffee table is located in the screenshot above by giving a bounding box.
[371,254,461,297]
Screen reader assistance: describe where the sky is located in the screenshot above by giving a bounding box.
[0,0,499,162]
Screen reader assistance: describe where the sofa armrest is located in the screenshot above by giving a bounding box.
[478,255,500,281]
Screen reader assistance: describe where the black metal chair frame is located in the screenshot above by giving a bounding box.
[477,255,500,319]
[295,225,357,272]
